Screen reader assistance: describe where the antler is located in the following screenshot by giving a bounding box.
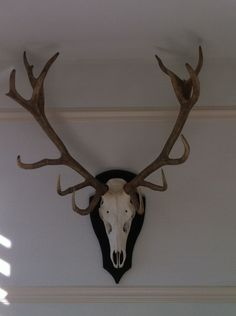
[6,52,108,215]
[124,46,203,197]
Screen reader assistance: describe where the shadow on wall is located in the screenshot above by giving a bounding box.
[0,234,11,306]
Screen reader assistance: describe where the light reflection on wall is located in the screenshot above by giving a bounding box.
[0,259,10,277]
[0,234,11,305]
[0,235,11,249]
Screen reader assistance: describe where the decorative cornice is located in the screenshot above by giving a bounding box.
[3,286,236,303]
[1,106,236,121]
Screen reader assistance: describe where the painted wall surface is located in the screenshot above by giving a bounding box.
[0,113,235,316]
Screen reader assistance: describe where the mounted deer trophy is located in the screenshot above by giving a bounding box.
[7,47,203,283]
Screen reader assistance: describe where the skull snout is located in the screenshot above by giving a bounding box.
[109,223,127,268]
[112,250,126,268]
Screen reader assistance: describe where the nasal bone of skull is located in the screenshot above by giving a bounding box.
[109,223,127,268]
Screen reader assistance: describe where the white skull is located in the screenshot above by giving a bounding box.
[98,178,136,268]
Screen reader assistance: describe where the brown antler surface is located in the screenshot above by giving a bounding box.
[124,46,203,197]
[6,52,108,215]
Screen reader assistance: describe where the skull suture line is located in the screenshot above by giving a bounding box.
[99,178,143,268]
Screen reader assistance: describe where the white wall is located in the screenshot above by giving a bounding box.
[0,116,236,287]
[0,112,235,315]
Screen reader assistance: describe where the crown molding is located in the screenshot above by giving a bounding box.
[1,106,236,121]
[3,286,236,304]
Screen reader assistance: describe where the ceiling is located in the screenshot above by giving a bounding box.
[0,0,236,109]
[0,0,235,62]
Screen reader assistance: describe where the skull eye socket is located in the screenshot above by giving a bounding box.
[123,222,129,233]
[105,222,112,234]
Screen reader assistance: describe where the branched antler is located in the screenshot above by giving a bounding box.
[124,46,202,197]
[6,52,108,214]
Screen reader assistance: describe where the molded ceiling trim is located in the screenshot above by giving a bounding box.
[0,106,236,121]
[3,286,236,303]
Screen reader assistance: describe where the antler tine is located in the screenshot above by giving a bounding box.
[155,54,188,104]
[124,47,202,195]
[6,70,29,109]
[72,191,101,216]
[31,52,59,112]
[17,155,63,169]
[140,169,168,191]
[183,46,202,100]
[23,51,37,87]
[195,46,203,75]
[57,175,90,196]
[185,63,200,106]
[166,134,190,165]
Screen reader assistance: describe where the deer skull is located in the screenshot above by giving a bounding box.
[98,178,136,268]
